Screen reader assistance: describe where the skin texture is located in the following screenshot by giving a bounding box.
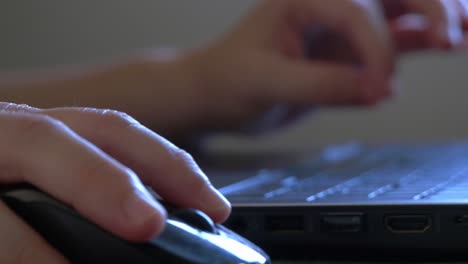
[0,0,467,263]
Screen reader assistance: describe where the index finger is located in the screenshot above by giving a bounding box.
[41,108,232,223]
[0,111,166,242]
[398,0,462,48]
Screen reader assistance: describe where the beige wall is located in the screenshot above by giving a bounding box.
[0,1,255,68]
[2,0,468,153]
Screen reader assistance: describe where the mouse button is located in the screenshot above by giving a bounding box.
[200,231,270,264]
[170,209,217,234]
[150,220,218,264]
[155,220,270,264]
[212,225,271,264]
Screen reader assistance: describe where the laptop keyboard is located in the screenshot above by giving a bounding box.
[217,142,468,204]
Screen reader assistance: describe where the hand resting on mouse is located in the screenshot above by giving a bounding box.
[0,103,231,264]
[1,0,468,263]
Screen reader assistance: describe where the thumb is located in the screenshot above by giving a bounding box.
[265,60,390,106]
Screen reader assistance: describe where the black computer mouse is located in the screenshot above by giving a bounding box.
[0,186,270,264]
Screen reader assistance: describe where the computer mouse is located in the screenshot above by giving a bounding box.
[0,186,270,264]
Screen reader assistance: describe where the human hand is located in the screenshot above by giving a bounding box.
[4,1,466,138]
[0,103,230,263]
[383,0,468,51]
[179,0,468,131]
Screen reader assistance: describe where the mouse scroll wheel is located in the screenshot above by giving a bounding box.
[172,209,217,234]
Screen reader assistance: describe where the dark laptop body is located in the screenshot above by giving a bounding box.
[205,140,468,260]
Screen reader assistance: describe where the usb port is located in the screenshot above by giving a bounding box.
[385,215,431,233]
[455,215,468,226]
[266,215,304,233]
[320,213,364,233]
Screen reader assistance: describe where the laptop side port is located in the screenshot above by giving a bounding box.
[320,213,364,233]
[385,215,431,233]
[455,215,468,226]
[265,215,305,233]
[226,216,249,233]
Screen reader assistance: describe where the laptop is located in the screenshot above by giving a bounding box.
[204,140,468,260]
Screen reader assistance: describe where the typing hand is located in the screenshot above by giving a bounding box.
[180,0,468,130]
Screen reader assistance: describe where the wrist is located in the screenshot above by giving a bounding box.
[173,46,241,132]
[175,45,271,133]
[130,48,215,135]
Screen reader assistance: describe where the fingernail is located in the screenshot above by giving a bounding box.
[461,37,468,49]
[449,28,464,47]
[200,186,231,216]
[123,189,166,228]
[436,26,448,49]
[438,26,463,49]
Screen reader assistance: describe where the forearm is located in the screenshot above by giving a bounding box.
[0,51,209,136]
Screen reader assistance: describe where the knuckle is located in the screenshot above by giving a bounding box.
[329,1,374,30]
[170,148,202,172]
[348,0,386,25]
[71,160,115,208]
[76,158,113,187]
[97,109,140,129]
[408,0,444,12]
[0,102,35,113]
[171,148,195,164]
[346,0,371,17]
[16,115,64,134]
[0,102,11,110]
[75,158,135,202]
[75,170,138,220]
[188,173,211,194]
[170,148,211,189]
[13,115,66,146]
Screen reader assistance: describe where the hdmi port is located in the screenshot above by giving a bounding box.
[385,215,431,234]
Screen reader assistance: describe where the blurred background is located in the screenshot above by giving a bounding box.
[1,0,468,154]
